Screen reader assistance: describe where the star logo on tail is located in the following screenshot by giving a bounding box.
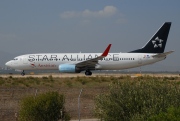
[152,37,163,48]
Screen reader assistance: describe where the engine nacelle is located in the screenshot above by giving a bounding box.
[59,64,80,73]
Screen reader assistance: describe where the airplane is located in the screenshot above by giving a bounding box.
[5,22,173,76]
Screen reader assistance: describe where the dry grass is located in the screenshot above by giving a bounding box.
[0,74,180,120]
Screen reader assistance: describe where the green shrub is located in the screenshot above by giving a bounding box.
[35,79,40,85]
[9,76,13,79]
[42,76,48,79]
[95,79,180,121]
[76,77,89,85]
[65,80,73,87]
[49,75,54,82]
[27,76,35,80]
[19,91,70,121]
[148,106,180,121]
[0,80,5,85]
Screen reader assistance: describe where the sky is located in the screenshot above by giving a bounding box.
[0,0,180,71]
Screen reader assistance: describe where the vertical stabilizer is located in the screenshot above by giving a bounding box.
[129,22,171,53]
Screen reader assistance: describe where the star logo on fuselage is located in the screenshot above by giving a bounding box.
[152,37,163,48]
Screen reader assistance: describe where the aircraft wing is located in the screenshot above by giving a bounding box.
[152,50,174,58]
[75,44,111,69]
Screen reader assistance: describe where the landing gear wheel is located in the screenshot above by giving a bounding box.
[85,70,92,76]
[21,70,25,76]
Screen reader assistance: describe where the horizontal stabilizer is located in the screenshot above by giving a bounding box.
[152,51,174,58]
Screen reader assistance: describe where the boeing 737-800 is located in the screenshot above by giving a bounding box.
[5,22,173,76]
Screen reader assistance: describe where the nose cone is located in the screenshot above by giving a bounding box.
[5,61,11,67]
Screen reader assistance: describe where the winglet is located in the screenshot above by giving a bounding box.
[101,44,112,56]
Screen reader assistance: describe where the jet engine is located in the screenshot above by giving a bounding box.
[59,64,80,73]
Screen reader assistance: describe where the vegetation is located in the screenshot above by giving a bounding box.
[19,91,70,121]
[148,106,180,121]
[1,74,180,120]
[0,75,115,88]
[94,76,180,121]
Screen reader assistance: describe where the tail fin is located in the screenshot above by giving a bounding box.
[129,22,171,53]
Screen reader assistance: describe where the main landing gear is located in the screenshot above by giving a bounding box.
[85,70,92,76]
[21,70,25,76]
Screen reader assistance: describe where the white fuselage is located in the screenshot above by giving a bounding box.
[5,22,172,75]
[6,53,165,71]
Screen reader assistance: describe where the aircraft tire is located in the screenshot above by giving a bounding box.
[21,70,25,76]
[85,71,92,76]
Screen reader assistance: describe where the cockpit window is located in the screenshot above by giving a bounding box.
[13,58,18,60]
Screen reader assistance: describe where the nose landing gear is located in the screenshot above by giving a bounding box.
[21,70,25,76]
